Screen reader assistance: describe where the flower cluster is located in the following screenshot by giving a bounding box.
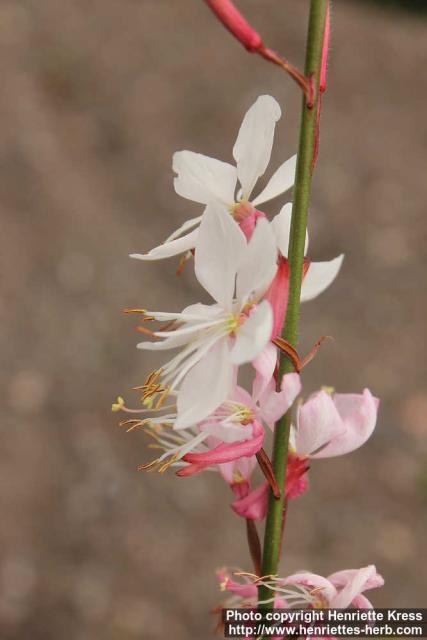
[115,95,383,620]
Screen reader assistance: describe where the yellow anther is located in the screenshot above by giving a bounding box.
[143,396,154,409]
[112,396,125,412]
[232,471,246,484]
[321,385,335,395]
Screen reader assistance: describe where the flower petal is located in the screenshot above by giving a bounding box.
[252,343,278,400]
[183,425,263,465]
[300,254,344,302]
[330,566,384,609]
[271,203,308,258]
[252,154,297,206]
[219,457,257,486]
[295,390,344,457]
[236,216,278,305]
[173,151,237,205]
[175,339,234,429]
[282,572,337,604]
[164,215,203,242]
[217,570,258,599]
[202,421,253,444]
[229,300,273,365]
[195,201,246,309]
[328,566,384,593]
[313,389,378,458]
[130,228,198,261]
[233,95,281,199]
[232,481,269,521]
[259,373,301,428]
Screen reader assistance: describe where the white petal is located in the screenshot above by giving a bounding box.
[173,151,237,205]
[233,95,281,200]
[236,217,278,304]
[195,201,246,310]
[175,340,234,429]
[252,155,297,206]
[271,203,308,259]
[300,254,344,302]
[164,215,203,242]
[137,334,193,351]
[229,300,273,365]
[130,228,198,261]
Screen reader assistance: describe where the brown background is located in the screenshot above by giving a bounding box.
[1,1,426,638]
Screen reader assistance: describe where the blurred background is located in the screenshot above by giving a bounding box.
[1,1,426,638]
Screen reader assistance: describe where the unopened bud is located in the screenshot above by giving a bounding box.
[205,0,263,52]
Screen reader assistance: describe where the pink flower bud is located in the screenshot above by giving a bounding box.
[205,0,263,52]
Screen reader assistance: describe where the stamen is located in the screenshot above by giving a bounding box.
[155,385,171,409]
[111,396,125,412]
[136,325,158,337]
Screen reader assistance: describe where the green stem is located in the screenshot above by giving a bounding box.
[258,0,328,606]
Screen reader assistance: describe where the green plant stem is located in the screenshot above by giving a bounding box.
[258,0,329,607]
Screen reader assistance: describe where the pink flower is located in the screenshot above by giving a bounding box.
[217,565,384,620]
[291,388,379,459]
[178,371,301,477]
[232,388,379,520]
[282,564,384,609]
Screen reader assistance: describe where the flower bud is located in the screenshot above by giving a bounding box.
[205,0,263,52]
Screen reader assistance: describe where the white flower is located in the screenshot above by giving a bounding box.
[137,202,278,428]
[131,95,296,262]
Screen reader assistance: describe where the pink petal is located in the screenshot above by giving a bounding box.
[176,463,206,477]
[259,372,301,428]
[218,457,257,489]
[183,422,264,466]
[295,390,344,457]
[313,389,379,458]
[286,453,310,500]
[217,570,258,599]
[330,565,384,609]
[238,209,267,242]
[264,256,290,339]
[231,482,269,521]
[352,594,374,609]
[283,572,337,604]
[328,566,384,593]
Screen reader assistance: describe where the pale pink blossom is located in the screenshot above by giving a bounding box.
[282,564,384,609]
[217,564,384,618]
[290,388,379,459]
[232,388,379,520]
[178,371,300,477]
